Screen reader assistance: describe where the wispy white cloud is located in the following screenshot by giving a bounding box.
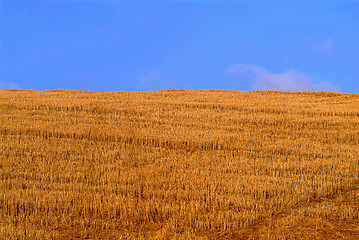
[0,81,19,90]
[136,71,188,91]
[225,63,340,92]
[313,39,333,54]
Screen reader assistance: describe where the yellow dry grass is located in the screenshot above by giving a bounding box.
[0,89,358,239]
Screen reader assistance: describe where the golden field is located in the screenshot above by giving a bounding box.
[0,89,358,239]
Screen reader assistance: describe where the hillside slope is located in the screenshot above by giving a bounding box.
[1,89,359,239]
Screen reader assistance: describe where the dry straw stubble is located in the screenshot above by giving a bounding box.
[0,89,358,239]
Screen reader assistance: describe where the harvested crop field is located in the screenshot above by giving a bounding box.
[1,89,359,239]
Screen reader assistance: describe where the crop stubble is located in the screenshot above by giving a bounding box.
[0,89,358,239]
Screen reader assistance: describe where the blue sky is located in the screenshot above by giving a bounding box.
[0,0,358,93]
